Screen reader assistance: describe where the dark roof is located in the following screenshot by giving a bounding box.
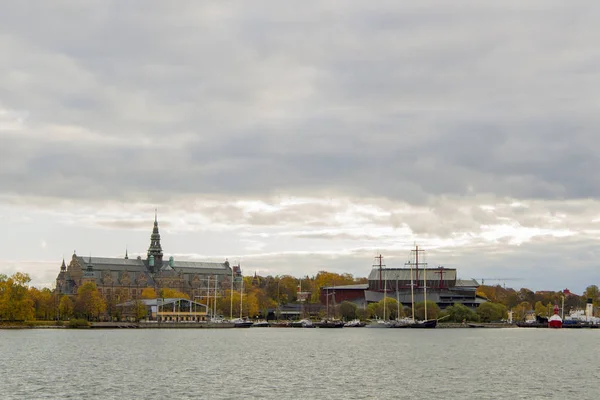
[75,256,147,272]
[367,268,457,282]
[321,284,368,290]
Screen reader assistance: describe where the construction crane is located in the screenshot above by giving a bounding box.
[479,278,522,288]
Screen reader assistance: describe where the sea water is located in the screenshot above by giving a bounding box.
[0,328,598,399]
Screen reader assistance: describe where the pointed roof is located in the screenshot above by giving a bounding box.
[147,210,163,259]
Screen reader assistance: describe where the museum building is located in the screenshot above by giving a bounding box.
[55,214,240,302]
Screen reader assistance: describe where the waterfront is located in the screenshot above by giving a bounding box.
[1,329,599,399]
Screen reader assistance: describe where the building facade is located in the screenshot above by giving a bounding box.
[320,254,486,311]
[55,214,240,303]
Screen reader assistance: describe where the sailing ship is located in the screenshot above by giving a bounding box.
[233,278,253,328]
[406,245,437,329]
[367,255,393,328]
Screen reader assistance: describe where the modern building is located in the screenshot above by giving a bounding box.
[55,214,241,303]
[320,251,486,311]
[117,298,210,322]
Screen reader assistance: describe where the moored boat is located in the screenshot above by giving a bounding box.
[548,304,563,329]
[252,320,270,327]
[291,319,315,328]
[366,319,392,328]
[231,318,253,328]
[344,319,366,327]
[409,319,437,329]
[317,319,345,328]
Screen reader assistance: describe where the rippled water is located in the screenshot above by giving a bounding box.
[1,328,599,399]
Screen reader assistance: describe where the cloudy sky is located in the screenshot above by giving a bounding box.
[2,1,600,293]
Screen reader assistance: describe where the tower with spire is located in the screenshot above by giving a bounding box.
[147,209,164,272]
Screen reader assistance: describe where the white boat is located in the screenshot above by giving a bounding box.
[366,319,392,328]
[344,319,366,327]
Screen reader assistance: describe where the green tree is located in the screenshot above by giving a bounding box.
[414,301,440,321]
[584,285,599,306]
[445,303,479,323]
[339,301,358,320]
[534,301,549,317]
[477,302,507,322]
[367,298,399,320]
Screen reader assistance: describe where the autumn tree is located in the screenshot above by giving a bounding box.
[29,287,55,320]
[141,287,157,299]
[59,296,74,319]
[513,301,532,321]
[0,272,35,321]
[159,288,189,299]
[75,282,106,320]
[133,300,148,322]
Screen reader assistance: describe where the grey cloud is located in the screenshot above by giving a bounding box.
[2,2,600,203]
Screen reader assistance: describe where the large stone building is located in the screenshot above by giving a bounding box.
[56,214,240,303]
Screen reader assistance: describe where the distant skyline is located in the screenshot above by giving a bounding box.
[2,1,600,293]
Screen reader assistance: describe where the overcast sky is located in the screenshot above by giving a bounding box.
[2,1,600,293]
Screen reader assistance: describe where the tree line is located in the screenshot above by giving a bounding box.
[0,271,367,322]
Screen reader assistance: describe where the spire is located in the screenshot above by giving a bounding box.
[125,247,129,259]
[147,211,163,270]
[60,257,67,271]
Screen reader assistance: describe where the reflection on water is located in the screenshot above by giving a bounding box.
[1,328,598,399]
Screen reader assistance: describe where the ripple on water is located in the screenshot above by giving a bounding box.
[1,328,599,399]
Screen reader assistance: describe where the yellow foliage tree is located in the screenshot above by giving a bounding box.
[141,287,157,299]
[59,296,74,319]
[75,282,106,320]
[0,272,35,321]
[159,288,189,299]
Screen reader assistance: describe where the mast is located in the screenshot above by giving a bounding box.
[374,254,384,291]
[396,275,400,320]
[424,264,428,321]
[240,279,244,319]
[415,245,419,288]
[383,267,387,320]
[230,267,234,320]
[214,275,218,319]
[410,257,415,322]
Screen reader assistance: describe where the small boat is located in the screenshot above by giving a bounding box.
[252,320,270,327]
[291,319,315,328]
[317,319,345,328]
[231,318,253,328]
[344,319,366,327]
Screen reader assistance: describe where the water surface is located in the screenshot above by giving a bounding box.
[1,328,598,399]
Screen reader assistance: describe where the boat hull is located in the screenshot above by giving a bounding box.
[233,322,254,328]
[409,319,437,329]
